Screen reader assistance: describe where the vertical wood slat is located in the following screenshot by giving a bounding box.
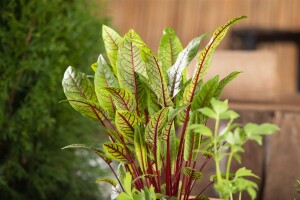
[263,111,300,200]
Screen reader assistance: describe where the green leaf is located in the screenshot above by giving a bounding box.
[183,16,246,103]
[116,110,140,141]
[189,124,213,137]
[103,142,129,163]
[255,123,279,135]
[118,193,132,200]
[102,25,122,71]
[168,103,191,122]
[198,107,216,119]
[235,167,259,179]
[146,86,161,115]
[116,30,148,115]
[96,178,117,187]
[118,163,126,184]
[145,108,169,147]
[62,66,105,120]
[134,126,148,173]
[62,144,112,163]
[94,54,119,117]
[124,172,132,194]
[220,110,239,120]
[140,46,173,107]
[158,28,183,72]
[214,71,241,98]
[211,98,228,115]
[102,87,136,112]
[167,33,208,97]
[191,76,219,111]
[244,123,279,144]
[182,167,203,180]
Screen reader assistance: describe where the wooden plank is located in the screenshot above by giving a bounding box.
[263,111,300,200]
[187,50,280,102]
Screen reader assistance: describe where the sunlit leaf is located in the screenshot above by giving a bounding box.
[145,108,169,147]
[95,54,119,117]
[158,28,183,72]
[183,16,246,104]
[168,33,208,97]
[62,66,106,120]
[115,111,140,141]
[103,142,129,163]
[102,25,122,71]
[140,46,173,107]
[102,87,136,112]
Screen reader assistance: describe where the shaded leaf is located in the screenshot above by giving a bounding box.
[134,126,148,173]
[191,76,219,111]
[183,167,203,180]
[214,71,241,98]
[96,178,117,187]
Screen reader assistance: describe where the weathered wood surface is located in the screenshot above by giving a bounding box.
[263,111,300,200]
[106,0,299,100]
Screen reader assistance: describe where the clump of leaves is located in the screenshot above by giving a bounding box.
[62,16,278,200]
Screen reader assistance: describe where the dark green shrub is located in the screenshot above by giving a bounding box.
[0,0,109,199]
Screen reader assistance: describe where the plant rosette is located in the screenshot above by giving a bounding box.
[61,16,279,200]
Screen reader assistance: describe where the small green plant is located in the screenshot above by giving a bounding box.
[296,180,300,194]
[61,16,279,199]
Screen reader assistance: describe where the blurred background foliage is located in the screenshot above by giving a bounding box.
[0,0,110,199]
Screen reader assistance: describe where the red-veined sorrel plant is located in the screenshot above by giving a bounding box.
[61,16,278,199]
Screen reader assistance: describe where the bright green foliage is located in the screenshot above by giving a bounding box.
[158,28,183,73]
[198,98,279,200]
[118,173,157,200]
[0,0,108,199]
[61,16,279,200]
